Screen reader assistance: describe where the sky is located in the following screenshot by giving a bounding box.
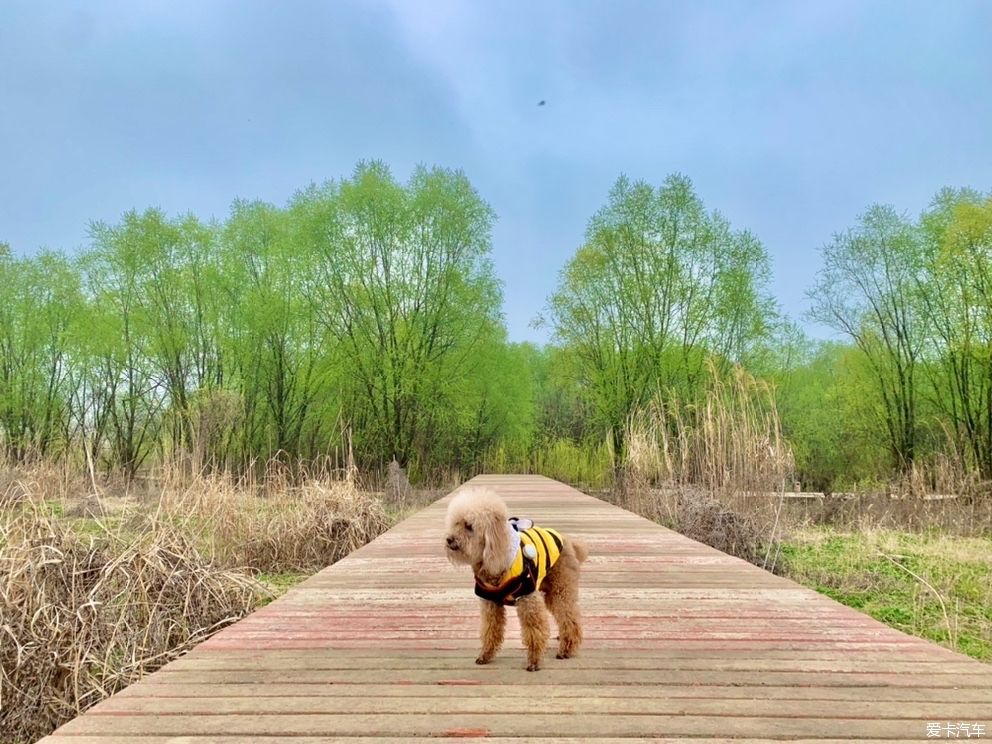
[2,1,990,343]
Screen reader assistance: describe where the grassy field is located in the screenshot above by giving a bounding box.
[779,527,992,661]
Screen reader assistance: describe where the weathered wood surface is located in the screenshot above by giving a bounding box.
[41,475,991,742]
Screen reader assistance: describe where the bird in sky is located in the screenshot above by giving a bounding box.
[537,100,546,106]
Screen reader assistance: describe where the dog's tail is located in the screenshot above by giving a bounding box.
[571,539,589,563]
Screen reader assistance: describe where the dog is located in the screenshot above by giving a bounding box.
[444,486,588,671]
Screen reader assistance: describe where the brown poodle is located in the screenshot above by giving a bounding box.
[444,487,588,671]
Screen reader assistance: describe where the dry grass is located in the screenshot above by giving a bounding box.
[160,475,390,573]
[673,487,769,567]
[797,445,992,536]
[775,491,992,536]
[0,460,397,743]
[601,482,774,569]
[378,458,446,521]
[0,494,263,744]
[609,364,793,569]
[590,364,991,662]
[624,363,794,493]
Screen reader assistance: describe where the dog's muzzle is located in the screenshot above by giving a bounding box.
[445,536,459,551]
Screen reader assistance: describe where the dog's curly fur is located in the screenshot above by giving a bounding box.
[444,487,587,671]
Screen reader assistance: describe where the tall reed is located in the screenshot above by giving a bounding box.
[614,363,795,568]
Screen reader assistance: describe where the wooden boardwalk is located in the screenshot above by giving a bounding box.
[42,475,991,742]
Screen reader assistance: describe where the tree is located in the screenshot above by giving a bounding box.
[0,246,80,461]
[919,189,992,478]
[808,206,926,471]
[773,340,890,491]
[79,222,166,479]
[545,173,774,467]
[91,210,226,464]
[219,200,323,463]
[291,162,505,471]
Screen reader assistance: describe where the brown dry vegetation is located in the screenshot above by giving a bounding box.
[0,461,397,744]
[0,496,260,742]
[603,367,795,571]
[159,478,389,574]
[2,358,989,742]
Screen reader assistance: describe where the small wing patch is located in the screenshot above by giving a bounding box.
[509,517,534,531]
[522,543,538,560]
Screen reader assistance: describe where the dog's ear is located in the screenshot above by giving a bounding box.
[481,509,511,577]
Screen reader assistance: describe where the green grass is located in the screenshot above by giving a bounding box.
[256,571,308,602]
[779,528,992,661]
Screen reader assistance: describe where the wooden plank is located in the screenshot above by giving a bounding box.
[37,738,915,744]
[87,695,992,718]
[111,682,992,703]
[125,667,992,687]
[44,474,992,741]
[46,712,958,738]
[162,654,987,674]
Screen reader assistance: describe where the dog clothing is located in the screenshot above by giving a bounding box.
[474,518,564,606]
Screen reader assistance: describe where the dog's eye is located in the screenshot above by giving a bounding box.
[465,522,473,532]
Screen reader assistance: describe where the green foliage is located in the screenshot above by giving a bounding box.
[218,199,322,462]
[806,189,992,485]
[80,209,223,476]
[918,190,992,478]
[808,206,926,471]
[545,173,776,466]
[0,164,527,481]
[0,246,81,461]
[3,168,991,494]
[290,162,506,472]
[774,341,889,490]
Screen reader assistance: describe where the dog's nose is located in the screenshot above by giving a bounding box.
[446,535,458,549]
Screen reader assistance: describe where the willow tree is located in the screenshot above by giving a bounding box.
[90,210,225,461]
[545,173,774,465]
[80,221,167,478]
[920,189,992,478]
[809,206,926,471]
[218,200,325,462]
[291,161,504,470]
[0,245,80,461]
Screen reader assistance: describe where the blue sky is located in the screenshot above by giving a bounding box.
[2,1,990,342]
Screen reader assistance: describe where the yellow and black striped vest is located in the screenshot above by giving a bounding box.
[474,523,564,606]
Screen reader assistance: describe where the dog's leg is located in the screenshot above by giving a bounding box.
[515,593,549,671]
[543,547,584,659]
[476,600,505,664]
[544,581,583,659]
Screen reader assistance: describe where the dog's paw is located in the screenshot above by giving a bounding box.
[475,655,492,665]
[526,662,541,672]
[555,651,571,659]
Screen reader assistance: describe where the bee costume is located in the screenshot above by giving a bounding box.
[474,517,564,606]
